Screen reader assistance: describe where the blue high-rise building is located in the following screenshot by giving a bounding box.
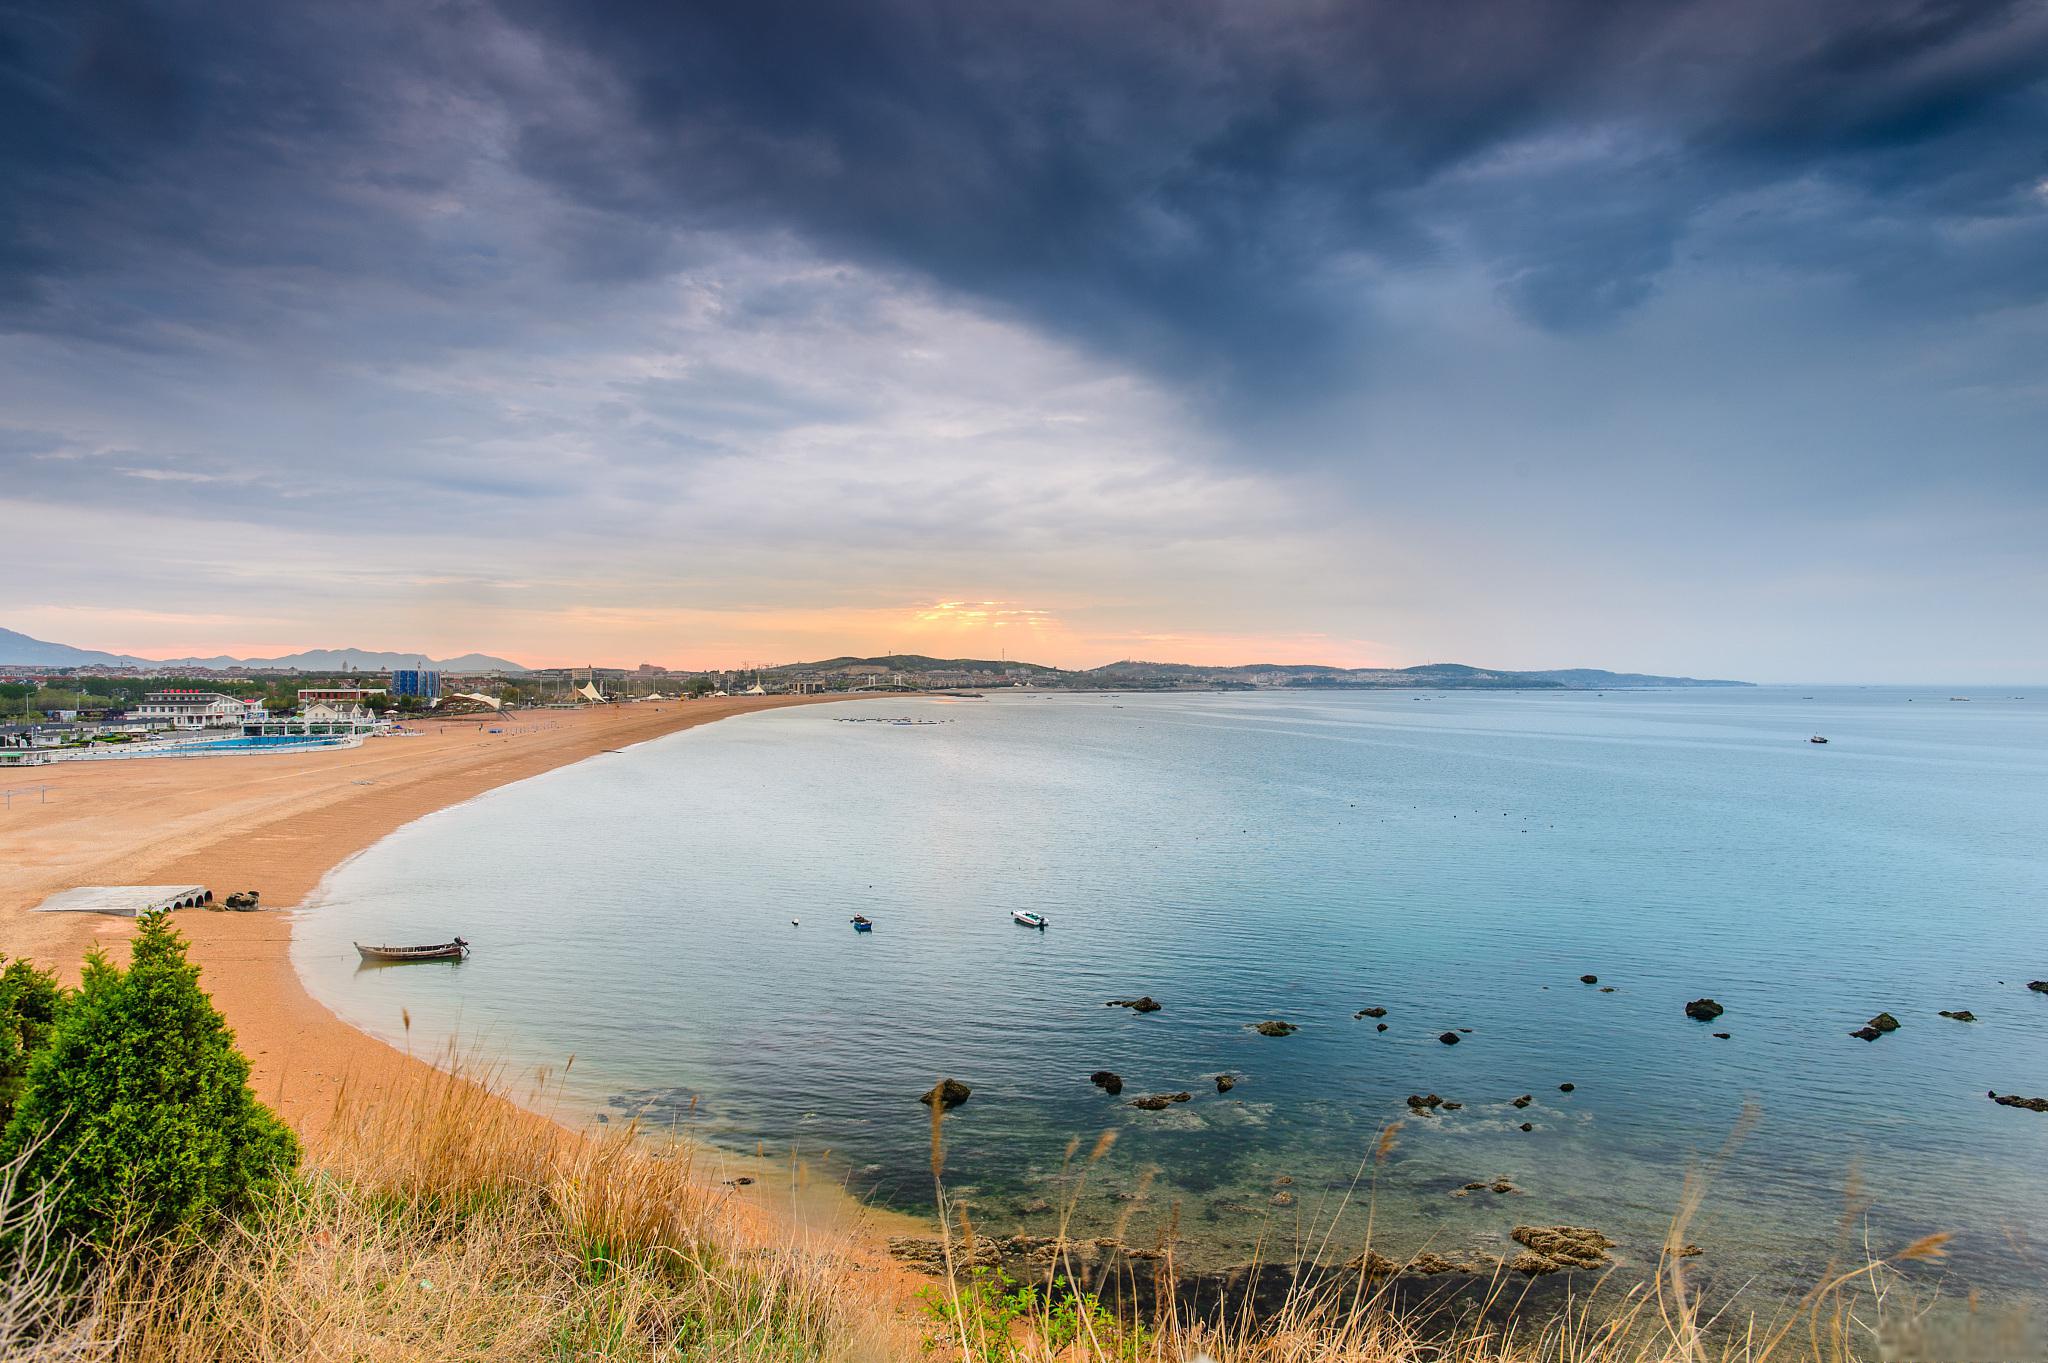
[391,668,442,700]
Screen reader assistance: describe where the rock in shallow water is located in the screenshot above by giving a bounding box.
[1107,996,1162,1013]
[1867,1011,1901,1032]
[1684,998,1724,1022]
[1990,1091,2048,1112]
[1215,1073,1236,1093]
[1439,1032,1461,1045]
[921,1078,972,1111]
[1939,1010,1978,1022]
[1090,1070,1123,1095]
[1580,974,1598,984]
[1129,1091,1193,1110]
[1254,1020,1297,1037]
[1510,1224,1617,1273]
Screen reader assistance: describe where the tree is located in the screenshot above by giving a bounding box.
[0,957,67,1131]
[0,917,298,1249]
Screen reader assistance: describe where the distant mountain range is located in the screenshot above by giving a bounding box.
[2,626,1749,688]
[1081,661,1751,688]
[782,655,1751,689]
[0,627,526,673]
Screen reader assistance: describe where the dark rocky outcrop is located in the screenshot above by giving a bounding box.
[223,890,262,910]
[1215,1073,1236,1094]
[889,1235,1000,1272]
[1343,1249,1398,1276]
[1342,1248,1482,1277]
[1108,996,1162,1013]
[1518,1122,1534,1131]
[1453,1178,1519,1198]
[2028,981,2048,994]
[1511,1094,1532,1109]
[1684,998,1724,1022]
[1558,1082,1575,1092]
[1254,1020,1297,1037]
[921,1078,972,1111]
[1580,975,1598,984]
[1354,1006,1388,1019]
[1712,1032,1731,1039]
[1510,1224,1616,1273]
[1130,1092,1193,1110]
[1376,1022,1389,1032]
[1406,1093,1443,1110]
[1850,1026,1882,1041]
[1090,1070,1123,1095]
[1409,1250,1480,1275]
[1939,1010,1978,1022]
[1867,1012,1901,1032]
[1990,1091,2048,1112]
[1438,1032,1461,1045]
[1441,1100,1463,1110]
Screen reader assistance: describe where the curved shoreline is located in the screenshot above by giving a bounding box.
[0,696,925,1245]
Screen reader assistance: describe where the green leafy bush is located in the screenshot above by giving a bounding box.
[0,916,298,1249]
[0,956,67,1129]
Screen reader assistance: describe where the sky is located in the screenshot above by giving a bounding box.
[2,1,2045,680]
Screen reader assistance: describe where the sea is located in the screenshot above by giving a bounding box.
[293,686,2048,1319]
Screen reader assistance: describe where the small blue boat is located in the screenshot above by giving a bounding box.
[851,915,874,932]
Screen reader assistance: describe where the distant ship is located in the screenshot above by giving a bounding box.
[1809,735,1828,744]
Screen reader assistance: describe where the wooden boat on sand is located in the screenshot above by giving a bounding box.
[356,937,469,962]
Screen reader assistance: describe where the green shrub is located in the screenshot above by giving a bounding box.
[0,916,299,1250]
[0,956,68,1129]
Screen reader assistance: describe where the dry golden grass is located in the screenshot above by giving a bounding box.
[3,1059,2010,1363]
[49,1056,915,1362]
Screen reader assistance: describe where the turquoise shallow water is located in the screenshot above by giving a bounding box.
[295,687,2048,1308]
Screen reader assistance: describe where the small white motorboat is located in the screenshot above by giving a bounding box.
[1013,911,1049,929]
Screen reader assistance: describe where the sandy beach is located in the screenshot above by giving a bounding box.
[0,697,924,1229]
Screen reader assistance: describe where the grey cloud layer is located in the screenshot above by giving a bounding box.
[2,0,2045,675]
[7,1,2046,386]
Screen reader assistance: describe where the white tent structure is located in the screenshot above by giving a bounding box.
[453,692,504,710]
[576,682,606,703]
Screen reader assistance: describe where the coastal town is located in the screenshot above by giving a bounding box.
[1,644,1757,766]
[0,658,978,765]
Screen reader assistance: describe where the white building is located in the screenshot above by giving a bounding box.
[134,690,249,730]
[286,700,378,734]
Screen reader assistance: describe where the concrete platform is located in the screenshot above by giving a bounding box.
[35,884,212,917]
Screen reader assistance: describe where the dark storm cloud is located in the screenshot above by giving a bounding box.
[492,0,2048,373]
[3,0,2045,399]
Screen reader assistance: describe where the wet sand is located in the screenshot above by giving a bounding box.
[0,697,929,1250]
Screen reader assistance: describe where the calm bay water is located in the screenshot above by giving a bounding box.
[295,687,2048,1308]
